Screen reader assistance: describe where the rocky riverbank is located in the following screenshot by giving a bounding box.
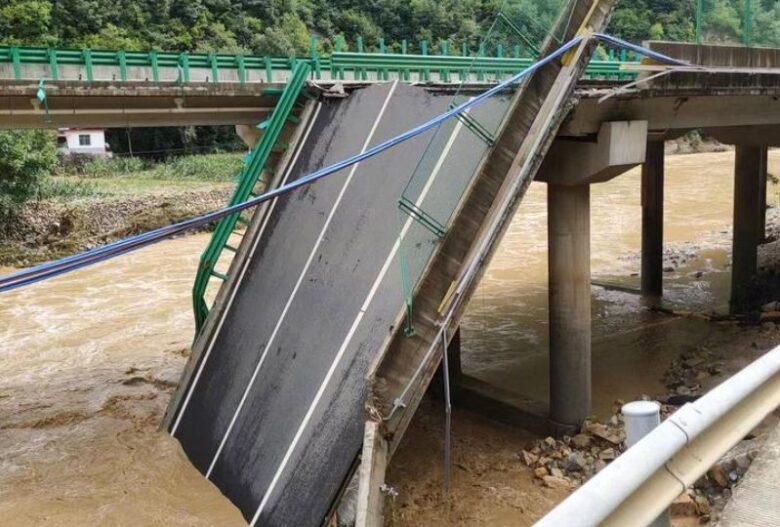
[0,187,231,267]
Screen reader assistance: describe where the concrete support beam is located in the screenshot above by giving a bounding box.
[538,121,648,186]
[355,421,388,527]
[731,145,764,313]
[548,183,591,434]
[759,147,768,242]
[235,123,262,148]
[641,141,665,296]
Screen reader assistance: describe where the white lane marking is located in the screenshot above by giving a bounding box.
[171,102,323,436]
[249,115,466,526]
[205,81,400,477]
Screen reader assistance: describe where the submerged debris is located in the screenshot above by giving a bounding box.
[662,346,723,397]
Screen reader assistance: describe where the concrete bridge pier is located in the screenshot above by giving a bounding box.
[641,141,665,297]
[235,124,262,148]
[730,144,767,313]
[539,120,648,433]
[446,121,648,436]
[759,147,768,243]
[547,183,591,433]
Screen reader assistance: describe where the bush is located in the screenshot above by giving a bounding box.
[0,129,58,219]
[58,155,147,177]
[81,156,147,177]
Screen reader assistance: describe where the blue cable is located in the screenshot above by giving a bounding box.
[0,37,583,292]
[0,34,686,293]
[593,33,689,66]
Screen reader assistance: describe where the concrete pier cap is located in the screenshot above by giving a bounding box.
[537,120,649,186]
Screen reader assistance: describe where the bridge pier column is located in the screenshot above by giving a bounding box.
[235,124,262,149]
[731,145,765,313]
[759,147,768,242]
[548,183,591,435]
[641,141,665,297]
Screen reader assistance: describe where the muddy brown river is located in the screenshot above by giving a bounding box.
[0,151,777,524]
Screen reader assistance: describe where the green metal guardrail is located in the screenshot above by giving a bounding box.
[0,40,639,84]
[192,61,311,331]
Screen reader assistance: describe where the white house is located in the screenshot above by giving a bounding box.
[57,128,111,157]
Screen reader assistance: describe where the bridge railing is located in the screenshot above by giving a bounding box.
[0,42,640,86]
[535,343,780,526]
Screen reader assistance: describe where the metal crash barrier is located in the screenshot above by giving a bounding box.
[536,344,780,527]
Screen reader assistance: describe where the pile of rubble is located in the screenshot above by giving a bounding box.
[520,393,760,524]
[520,403,627,490]
[662,346,723,398]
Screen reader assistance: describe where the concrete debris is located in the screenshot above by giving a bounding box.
[662,346,723,397]
[542,475,572,490]
[519,395,761,525]
[521,403,627,489]
[671,491,698,517]
[761,301,780,312]
[759,311,780,322]
[571,433,591,449]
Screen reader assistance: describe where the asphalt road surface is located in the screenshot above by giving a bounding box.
[168,82,508,526]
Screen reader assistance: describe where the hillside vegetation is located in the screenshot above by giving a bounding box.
[2,0,779,55]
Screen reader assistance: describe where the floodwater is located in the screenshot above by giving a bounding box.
[0,234,245,526]
[462,150,779,415]
[0,150,776,523]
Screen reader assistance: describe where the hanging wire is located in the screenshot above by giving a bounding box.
[0,36,685,294]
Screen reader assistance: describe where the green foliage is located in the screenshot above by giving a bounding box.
[0,0,54,46]
[0,130,58,219]
[61,153,243,182]
[149,153,243,182]
[76,156,147,177]
[36,177,103,200]
[3,0,780,57]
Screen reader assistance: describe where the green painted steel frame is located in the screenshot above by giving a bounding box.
[191,61,312,332]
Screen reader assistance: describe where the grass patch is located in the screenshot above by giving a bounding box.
[46,152,244,198]
[61,152,244,183]
[81,156,147,176]
[147,153,243,182]
[36,178,105,200]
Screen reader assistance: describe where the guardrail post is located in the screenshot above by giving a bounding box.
[83,49,94,81]
[622,401,670,527]
[118,49,128,81]
[421,40,430,81]
[149,50,159,82]
[47,47,59,80]
[10,46,21,79]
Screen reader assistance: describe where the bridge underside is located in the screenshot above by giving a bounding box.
[0,80,287,128]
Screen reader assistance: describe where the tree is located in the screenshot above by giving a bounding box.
[0,0,54,46]
[0,130,58,221]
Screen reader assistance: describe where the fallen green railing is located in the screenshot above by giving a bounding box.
[192,61,311,332]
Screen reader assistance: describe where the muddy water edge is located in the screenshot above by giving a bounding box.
[0,234,245,525]
[0,151,779,525]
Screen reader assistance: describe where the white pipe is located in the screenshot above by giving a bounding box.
[622,401,669,527]
[536,344,780,527]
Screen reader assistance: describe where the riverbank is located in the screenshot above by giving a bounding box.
[0,152,242,267]
[387,322,780,526]
[0,183,232,267]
